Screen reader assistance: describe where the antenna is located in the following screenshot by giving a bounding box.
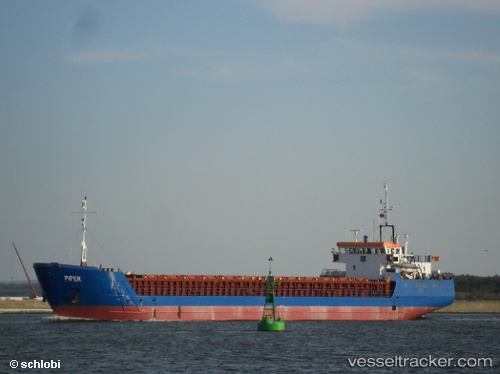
[72,197,97,267]
[379,183,393,225]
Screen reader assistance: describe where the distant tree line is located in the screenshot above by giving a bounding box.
[0,282,42,298]
[454,275,500,300]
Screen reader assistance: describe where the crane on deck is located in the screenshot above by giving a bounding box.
[12,243,38,299]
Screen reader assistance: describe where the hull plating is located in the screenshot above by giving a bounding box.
[52,305,438,321]
[34,263,454,321]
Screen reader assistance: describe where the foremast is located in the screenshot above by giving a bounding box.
[74,197,96,267]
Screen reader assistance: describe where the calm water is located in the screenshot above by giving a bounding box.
[1,314,498,373]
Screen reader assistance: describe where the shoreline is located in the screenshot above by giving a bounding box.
[1,299,499,315]
[0,309,52,314]
[434,300,500,314]
[0,298,51,314]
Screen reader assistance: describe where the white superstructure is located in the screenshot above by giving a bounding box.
[330,184,442,280]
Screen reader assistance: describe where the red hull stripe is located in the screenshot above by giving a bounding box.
[53,305,438,321]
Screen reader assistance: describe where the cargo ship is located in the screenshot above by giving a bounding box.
[33,184,454,321]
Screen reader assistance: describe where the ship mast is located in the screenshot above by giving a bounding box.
[379,183,395,243]
[74,197,96,267]
[81,197,88,266]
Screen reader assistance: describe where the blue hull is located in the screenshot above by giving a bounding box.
[33,262,455,321]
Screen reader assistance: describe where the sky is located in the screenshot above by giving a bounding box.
[1,1,499,282]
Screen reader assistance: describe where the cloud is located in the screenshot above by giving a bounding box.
[65,48,143,65]
[409,69,443,84]
[320,37,500,68]
[249,0,500,26]
[250,0,395,25]
[65,46,211,65]
[439,49,500,66]
[71,6,102,45]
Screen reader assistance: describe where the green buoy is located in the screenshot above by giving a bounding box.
[257,257,285,331]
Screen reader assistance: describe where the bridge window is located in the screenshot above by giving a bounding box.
[360,256,366,262]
